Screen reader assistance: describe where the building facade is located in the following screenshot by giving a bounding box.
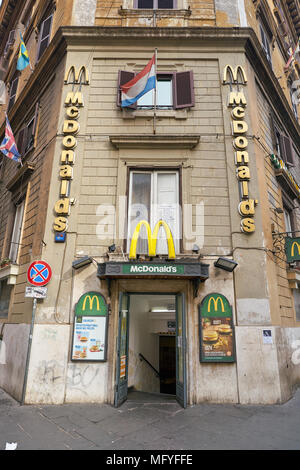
[0,0,300,406]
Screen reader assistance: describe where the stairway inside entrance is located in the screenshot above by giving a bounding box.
[127,389,176,403]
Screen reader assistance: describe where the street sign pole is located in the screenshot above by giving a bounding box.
[21,297,37,405]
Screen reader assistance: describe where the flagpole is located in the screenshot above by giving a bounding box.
[153,48,157,135]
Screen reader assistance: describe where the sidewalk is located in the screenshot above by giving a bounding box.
[1,387,300,450]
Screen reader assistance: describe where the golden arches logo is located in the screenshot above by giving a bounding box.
[207,296,225,313]
[223,65,247,85]
[129,220,176,260]
[82,295,100,311]
[291,241,300,257]
[64,65,89,85]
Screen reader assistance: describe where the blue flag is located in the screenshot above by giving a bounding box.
[17,33,30,71]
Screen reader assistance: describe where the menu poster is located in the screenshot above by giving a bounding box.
[199,293,236,363]
[71,292,108,362]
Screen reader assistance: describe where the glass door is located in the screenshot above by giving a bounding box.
[114,293,130,407]
[176,293,187,408]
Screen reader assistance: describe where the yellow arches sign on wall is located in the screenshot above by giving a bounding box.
[129,220,176,260]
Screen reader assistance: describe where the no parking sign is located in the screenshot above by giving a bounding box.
[27,261,52,287]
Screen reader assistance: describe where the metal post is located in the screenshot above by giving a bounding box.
[21,297,37,405]
[153,48,158,135]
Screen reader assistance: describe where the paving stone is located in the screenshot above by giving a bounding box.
[1,387,300,450]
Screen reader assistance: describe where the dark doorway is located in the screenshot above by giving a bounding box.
[159,336,176,395]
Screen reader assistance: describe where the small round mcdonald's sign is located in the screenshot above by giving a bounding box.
[75,292,107,317]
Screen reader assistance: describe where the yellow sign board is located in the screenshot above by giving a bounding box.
[129,220,176,260]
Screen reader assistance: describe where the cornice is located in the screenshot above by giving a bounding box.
[3,26,300,150]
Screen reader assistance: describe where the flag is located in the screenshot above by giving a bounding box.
[121,54,156,107]
[0,115,21,163]
[284,39,300,69]
[17,33,30,71]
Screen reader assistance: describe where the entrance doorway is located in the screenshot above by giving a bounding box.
[115,293,187,408]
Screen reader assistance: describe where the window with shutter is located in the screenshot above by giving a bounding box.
[173,71,194,109]
[118,69,194,110]
[259,23,272,65]
[279,135,295,166]
[7,76,19,111]
[37,14,53,62]
[17,103,39,157]
[117,70,137,109]
[17,127,27,157]
[4,30,16,57]
[9,200,25,264]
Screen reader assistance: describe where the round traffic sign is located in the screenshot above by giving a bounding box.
[27,261,52,287]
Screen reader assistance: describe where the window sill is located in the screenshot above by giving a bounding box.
[0,263,19,285]
[118,8,192,18]
[110,134,200,149]
[121,108,188,120]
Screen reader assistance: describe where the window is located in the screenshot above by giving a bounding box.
[134,0,176,8]
[284,207,292,236]
[288,79,298,120]
[117,70,194,110]
[138,74,173,108]
[270,115,295,166]
[9,200,25,264]
[0,280,13,318]
[36,14,53,62]
[7,75,19,111]
[17,103,39,157]
[260,23,272,65]
[3,30,16,58]
[127,170,180,255]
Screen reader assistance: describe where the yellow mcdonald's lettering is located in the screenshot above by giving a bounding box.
[129,220,176,260]
[291,242,300,257]
[223,65,248,84]
[64,65,89,85]
[82,295,100,311]
[207,296,225,313]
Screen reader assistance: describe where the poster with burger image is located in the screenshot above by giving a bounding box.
[199,293,236,363]
[71,292,108,362]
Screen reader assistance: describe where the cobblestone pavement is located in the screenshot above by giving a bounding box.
[1,388,300,450]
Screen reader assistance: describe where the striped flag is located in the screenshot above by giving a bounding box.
[0,115,21,163]
[121,54,156,107]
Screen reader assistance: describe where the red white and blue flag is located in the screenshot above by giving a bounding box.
[0,115,21,163]
[121,54,156,107]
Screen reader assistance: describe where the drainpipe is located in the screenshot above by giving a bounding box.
[21,298,37,405]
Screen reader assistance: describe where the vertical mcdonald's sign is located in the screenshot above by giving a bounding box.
[285,237,300,263]
[199,293,236,363]
[71,292,108,362]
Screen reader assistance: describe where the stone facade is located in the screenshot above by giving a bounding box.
[0,0,300,406]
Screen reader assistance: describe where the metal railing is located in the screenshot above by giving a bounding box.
[139,353,160,378]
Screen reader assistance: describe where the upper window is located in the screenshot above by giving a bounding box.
[7,74,19,112]
[36,14,53,62]
[127,170,180,256]
[260,23,272,65]
[17,103,39,157]
[270,115,295,166]
[288,79,298,120]
[117,70,194,110]
[138,74,173,108]
[9,199,25,264]
[134,0,176,8]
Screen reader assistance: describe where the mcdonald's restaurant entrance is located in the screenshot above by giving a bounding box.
[114,292,187,408]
